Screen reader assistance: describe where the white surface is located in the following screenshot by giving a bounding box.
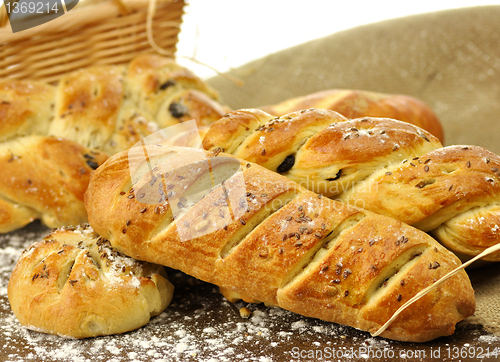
[176,0,500,79]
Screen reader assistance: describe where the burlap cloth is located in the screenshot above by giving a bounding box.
[207,5,500,336]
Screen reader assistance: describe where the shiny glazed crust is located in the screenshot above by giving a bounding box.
[203,109,500,261]
[8,224,173,339]
[260,89,444,142]
[84,146,475,342]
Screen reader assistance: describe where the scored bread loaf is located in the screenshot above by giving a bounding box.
[202,108,500,261]
[0,53,229,155]
[8,224,173,338]
[0,135,108,233]
[260,89,444,142]
[84,145,475,342]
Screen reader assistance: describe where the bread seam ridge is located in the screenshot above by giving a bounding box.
[0,192,40,219]
[414,197,500,231]
[362,244,430,306]
[227,113,274,155]
[220,190,300,258]
[278,212,366,290]
[293,141,438,199]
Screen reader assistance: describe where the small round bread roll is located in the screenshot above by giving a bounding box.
[8,224,174,338]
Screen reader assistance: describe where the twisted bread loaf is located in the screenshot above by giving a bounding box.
[84,146,474,342]
[8,224,173,338]
[202,108,500,261]
[0,53,228,155]
[260,89,444,142]
[0,54,225,232]
[0,136,107,233]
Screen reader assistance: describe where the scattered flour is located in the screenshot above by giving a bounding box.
[0,223,497,362]
[478,335,500,343]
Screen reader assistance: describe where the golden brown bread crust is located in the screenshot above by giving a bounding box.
[345,145,500,261]
[84,146,475,342]
[343,145,500,228]
[0,54,226,233]
[0,54,228,155]
[0,80,54,142]
[0,136,108,233]
[260,89,444,142]
[126,55,228,129]
[50,65,127,152]
[203,109,443,198]
[8,224,173,338]
[203,109,500,261]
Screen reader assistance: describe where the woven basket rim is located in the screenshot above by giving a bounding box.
[0,0,180,40]
[0,0,185,83]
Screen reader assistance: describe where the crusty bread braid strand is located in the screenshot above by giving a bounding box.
[203,108,500,261]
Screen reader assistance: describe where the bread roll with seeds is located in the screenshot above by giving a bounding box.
[260,89,444,142]
[8,224,173,339]
[84,146,474,342]
[0,136,108,233]
[202,109,500,261]
[0,53,228,156]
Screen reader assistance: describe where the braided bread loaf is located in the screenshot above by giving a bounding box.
[0,54,227,232]
[84,145,474,342]
[0,135,107,233]
[202,108,500,261]
[260,89,444,142]
[8,224,173,338]
[0,53,228,155]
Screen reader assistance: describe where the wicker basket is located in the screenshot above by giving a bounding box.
[0,0,186,83]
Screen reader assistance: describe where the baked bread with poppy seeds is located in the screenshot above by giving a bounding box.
[8,224,173,338]
[84,145,475,342]
[203,108,500,261]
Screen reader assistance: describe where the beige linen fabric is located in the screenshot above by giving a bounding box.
[470,266,500,335]
[208,5,500,154]
[207,5,500,335]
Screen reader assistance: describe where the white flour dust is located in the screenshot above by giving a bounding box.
[0,223,497,362]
